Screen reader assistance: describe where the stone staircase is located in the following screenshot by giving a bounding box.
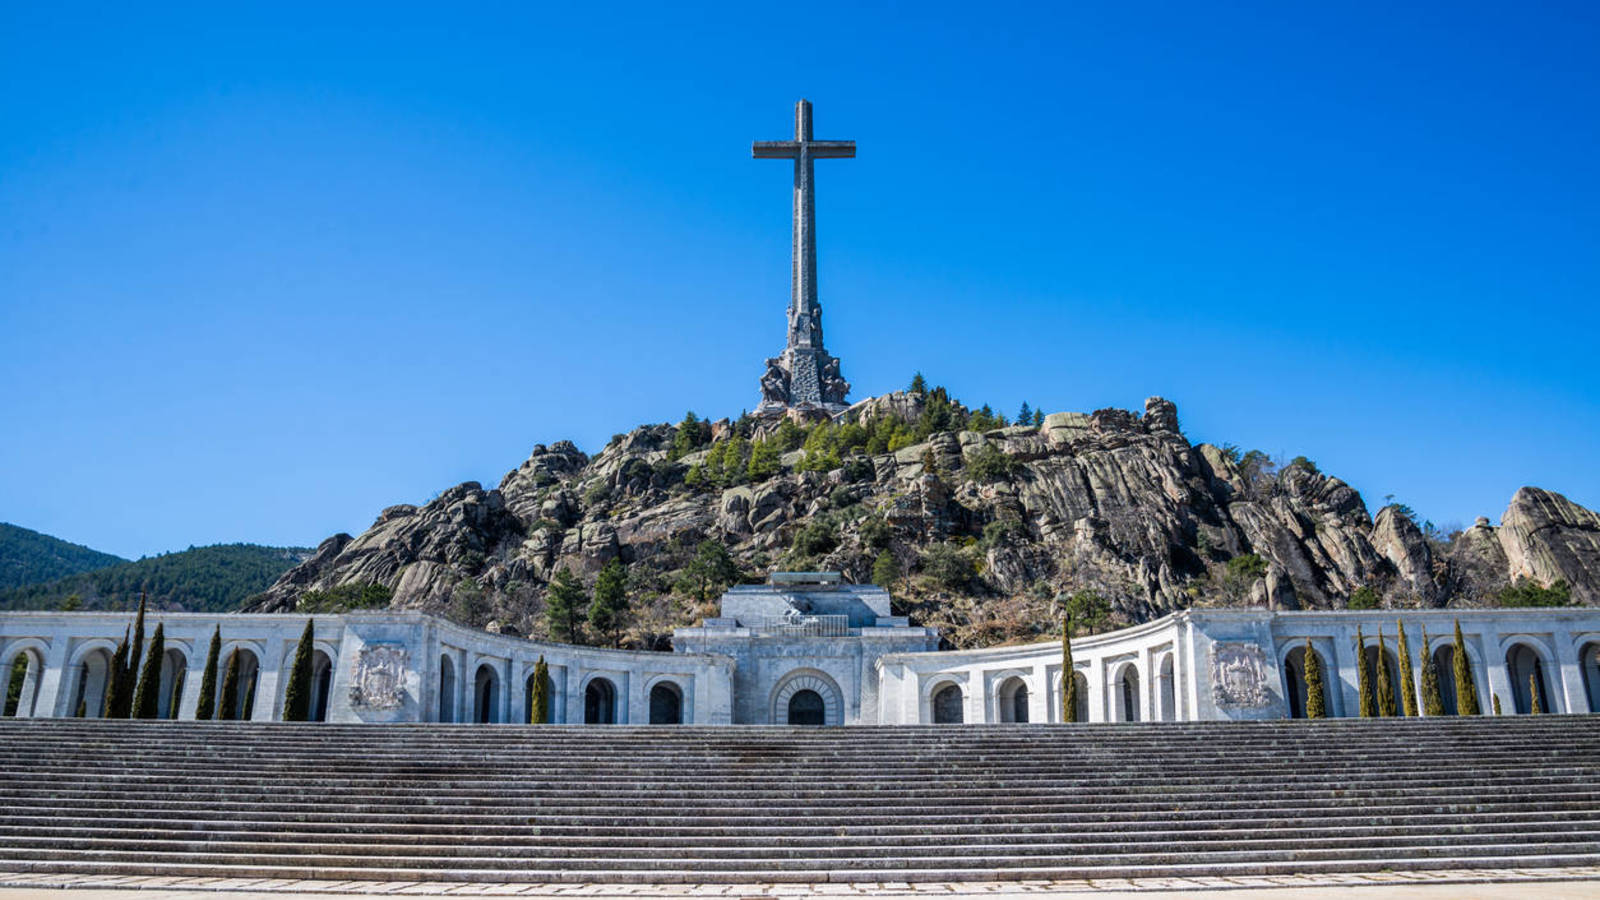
[1,716,1598,884]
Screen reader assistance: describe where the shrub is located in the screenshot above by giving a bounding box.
[920,542,975,590]
[965,443,1020,483]
[195,627,221,720]
[981,518,1025,551]
[1227,554,1268,580]
[297,582,393,613]
[282,619,315,722]
[1497,579,1572,607]
[859,517,893,552]
[1348,586,1380,610]
[790,519,839,559]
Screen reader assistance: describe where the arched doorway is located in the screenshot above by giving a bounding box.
[1070,671,1089,723]
[474,664,500,723]
[649,682,683,724]
[788,689,825,725]
[309,650,333,722]
[1157,654,1177,721]
[3,648,43,718]
[1433,644,1463,715]
[1582,642,1600,714]
[1362,644,1403,714]
[438,655,456,723]
[69,647,114,718]
[157,647,186,720]
[1283,644,1324,719]
[585,677,617,724]
[771,670,844,726]
[224,649,261,720]
[1116,664,1140,722]
[932,683,964,724]
[1506,643,1551,714]
[997,676,1028,723]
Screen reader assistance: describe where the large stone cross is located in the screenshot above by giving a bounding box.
[753,100,854,411]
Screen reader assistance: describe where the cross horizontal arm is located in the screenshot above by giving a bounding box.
[752,140,857,159]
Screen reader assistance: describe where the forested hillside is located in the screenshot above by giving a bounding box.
[0,523,126,590]
[0,543,311,612]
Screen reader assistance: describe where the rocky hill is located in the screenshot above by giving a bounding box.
[245,392,1600,648]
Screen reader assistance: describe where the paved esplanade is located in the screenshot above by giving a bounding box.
[754,99,853,413]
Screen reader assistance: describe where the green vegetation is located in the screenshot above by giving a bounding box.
[296,582,393,613]
[219,650,241,720]
[871,550,899,589]
[667,412,713,461]
[1059,590,1112,635]
[131,622,165,719]
[1227,554,1268,580]
[102,630,130,719]
[965,443,1021,483]
[195,627,221,720]
[1419,624,1444,716]
[1348,586,1380,610]
[1497,579,1572,607]
[1355,625,1374,718]
[530,656,549,724]
[675,541,742,607]
[908,372,927,394]
[5,655,28,717]
[1530,673,1542,714]
[1375,629,1396,717]
[1492,694,1503,715]
[1303,638,1326,719]
[0,523,125,590]
[0,543,308,613]
[589,559,627,645]
[1061,612,1079,723]
[282,620,315,722]
[1396,621,1418,717]
[920,542,976,591]
[545,568,586,643]
[1452,620,1480,715]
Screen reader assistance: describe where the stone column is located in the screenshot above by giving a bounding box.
[1030,663,1050,724]
[1553,628,1583,715]
[1332,624,1362,718]
[252,645,283,723]
[1479,626,1511,714]
[966,667,985,724]
[34,638,69,718]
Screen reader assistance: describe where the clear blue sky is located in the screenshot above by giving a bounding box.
[2,2,1596,560]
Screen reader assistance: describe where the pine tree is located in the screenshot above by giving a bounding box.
[195,626,221,720]
[1060,612,1078,723]
[1016,402,1032,428]
[530,656,549,724]
[1355,625,1375,717]
[1395,620,1418,717]
[1303,638,1326,719]
[282,619,316,722]
[1419,625,1445,716]
[131,622,165,719]
[1453,620,1480,715]
[871,550,899,589]
[1033,409,1044,427]
[219,649,240,721]
[102,628,130,718]
[546,567,586,643]
[1530,673,1542,715]
[908,372,927,395]
[589,559,627,646]
[1375,628,1396,717]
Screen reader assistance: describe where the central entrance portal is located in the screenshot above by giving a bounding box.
[787,689,825,725]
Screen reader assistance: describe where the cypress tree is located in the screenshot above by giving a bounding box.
[1375,628,1396,717]
[167,668,184,720]
[1061,612,1079,723]
[219,650,240,720]
[1452,620,1481,715]
[1303,637,1326,719]
[242,675,256,721]
[1419,625,1445,716]
[530,656,549,724]
[125,593,147,709]
[131,622,165,719]
[1355,625,1375,717]
[1530,673,1542,715]
[1395,620,1418,717]
[1493,694,1503,716]
[282,619,316,722]
[102,628,130,718]
[195,627,221,720]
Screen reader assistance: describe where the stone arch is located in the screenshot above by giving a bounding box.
[1505,641,1554,714]
[997,675,1029,723]
[156,646,188,720]
[1112,661,1140,722]
[1281,643,1325,719]
[1580,640,1600,714]
[66,640,118,718]
[474,663,501,724]
[649,680,684,725]
[221,646,261,720]
[309,649,334,722]
[438,654,457,723]
[2,639,49,718]
[1070,670,1089,722]
[772,669,844,726]
[932,682,964,724]
[1156,653,1177,721]
[584,675,619,724]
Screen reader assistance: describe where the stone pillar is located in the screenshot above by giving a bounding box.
[34,638,69,718]
[1553,628,1583,715]
[1332,624,1362,718]
[1030,663,1049,724]
[565,666,584,725]
[252,648,283,723]
[965,667,985,724]
[509,660,527,725]
[1479,626,1511,715]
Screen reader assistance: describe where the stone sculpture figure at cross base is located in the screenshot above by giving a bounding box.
[753,99,854,414]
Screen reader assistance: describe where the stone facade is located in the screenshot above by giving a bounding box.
[4,589,1598,725]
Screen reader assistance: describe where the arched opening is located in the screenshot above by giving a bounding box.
[157,648,186,720]
[474,664,500,723]
[787,689,825,725]
[1283,644,1324,719]
[1157,654,1177,721]
[309,650,334,722]
[1506,643,1551,714]
[584,678,617,724]
[1116,665,1140,722]
[1582,642,1600,714]
[932,683,964,724]
[649,682,683,724]
[1071,671,1089,723]
[1433,644,1462,715]
[69,647,113,718]
[438,655,456,723]
[1361,644,1404,714]
[228,649,261,720]
[997,676,1028,723]
[3,648,44,718]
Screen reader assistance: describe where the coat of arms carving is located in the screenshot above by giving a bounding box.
[1210,642,1272,708]
[348,644,408,710]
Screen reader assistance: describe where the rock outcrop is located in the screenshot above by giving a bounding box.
[245,394,1600,646]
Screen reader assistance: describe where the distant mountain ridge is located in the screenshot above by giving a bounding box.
[0,523,126,590]
[0,543,312,613]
